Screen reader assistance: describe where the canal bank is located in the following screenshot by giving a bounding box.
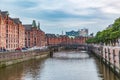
[0,49,50,68]
[0,50,119,80]
[88,44,120,78]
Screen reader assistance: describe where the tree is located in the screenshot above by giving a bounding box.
[110,31,120,45]
[112,17,120,31]
[86,17,120,46]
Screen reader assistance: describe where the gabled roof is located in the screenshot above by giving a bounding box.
[1,11,9,17]
[0,10,9,19]
[23,25,32,30]
[12,18,22,24]
[59,35,68,37]
[46,34,57,38]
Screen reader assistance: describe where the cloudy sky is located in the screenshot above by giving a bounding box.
[0,0,120,35]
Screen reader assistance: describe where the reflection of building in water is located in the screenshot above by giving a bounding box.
[97,60,119,80]
[0,59,45,80]
[0,63,24,80]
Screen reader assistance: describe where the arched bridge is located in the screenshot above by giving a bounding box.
[48,42,88,52]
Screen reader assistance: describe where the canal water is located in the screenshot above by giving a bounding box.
[0,51,119,80]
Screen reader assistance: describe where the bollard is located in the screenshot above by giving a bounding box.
[105,48,107,65]
[113,49,116,73]
[108,48,111,68]
[101,47,104,63]
[119,51,120,77]
[100,47,103,63]
[50,51,53,58]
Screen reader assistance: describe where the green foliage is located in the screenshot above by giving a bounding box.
[110,31,120,40]
[112,17,120,31]
[86,38,96,43]
[86,17,120,44]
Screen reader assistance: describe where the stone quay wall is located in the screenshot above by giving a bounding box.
[89,44,120,77]
[0,50,50,68]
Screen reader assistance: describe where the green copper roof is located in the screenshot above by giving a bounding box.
[38,22,40,30]
[32,20,37,27]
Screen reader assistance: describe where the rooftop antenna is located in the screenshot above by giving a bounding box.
[62,30,63,35]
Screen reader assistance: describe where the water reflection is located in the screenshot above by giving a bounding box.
[0,51,119,80]
[96,58,119,80]
[0,59,46,80]
[53,51,89,59]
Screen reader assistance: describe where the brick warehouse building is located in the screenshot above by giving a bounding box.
[0,10,25,50]
[0,11,6,50]
[46,34,88,46]
[12,18,25,49]
[23,20,46,48]
[0,10,88,50]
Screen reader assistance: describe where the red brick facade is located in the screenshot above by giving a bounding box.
[0,11,25,50]
[24,20,46,48]
[0,10,46,50]
[0,12,6,50]
[46,34,88,46]
[0,10,88,50]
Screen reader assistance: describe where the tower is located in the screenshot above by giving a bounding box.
[32,20,37,28]
[38,21,40,30]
